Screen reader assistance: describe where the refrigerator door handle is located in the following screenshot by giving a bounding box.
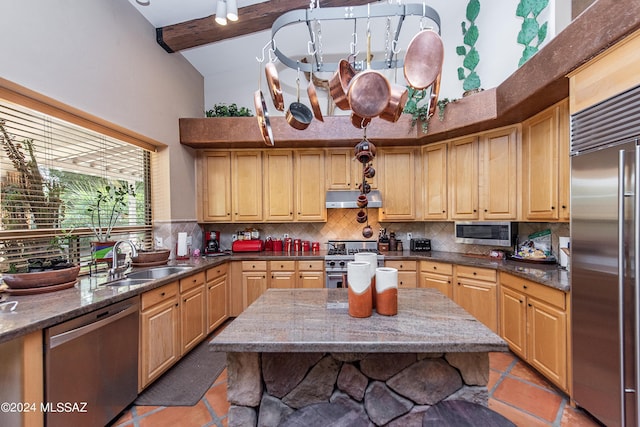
[635,143,640,422]
[619,149,627,425]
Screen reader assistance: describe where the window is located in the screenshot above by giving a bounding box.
[0,100,153,274]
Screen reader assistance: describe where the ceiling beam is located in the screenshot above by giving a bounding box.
[156,0,378,53]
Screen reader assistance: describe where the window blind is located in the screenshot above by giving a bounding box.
[0,100,153,274]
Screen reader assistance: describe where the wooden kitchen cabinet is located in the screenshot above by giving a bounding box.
[385,260,417,288]
[453,265,498,332]
[378,148,417,221]
[521,99,569,221]
[242,261,267,309]
[139,282,180,390]
[264,150,294,222]
[179,272,206,355]
[269,260,296,288]
[206,264,228,333]
[326,148,377,191]
[449,136,479,220]
[232,151,263,222]
[228,261,244,317]
[199,151,232,222]
[298,260,325,288]
[421,143,448,220]
[500,272,568,391]
[480,126,518,219]
[295,150,327,221]
[419,260,453,298]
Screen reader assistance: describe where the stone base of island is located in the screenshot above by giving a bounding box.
[210,288,508,426]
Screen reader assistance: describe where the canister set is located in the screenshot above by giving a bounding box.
[264,237,321,253]
[347,252,398,318]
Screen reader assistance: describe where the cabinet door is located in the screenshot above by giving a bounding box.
[295,150,326,221]
[207,274,228,333]
[522,107,559,220]
[264,150,294,222]
[527,297,567,390]
[449,137,479,220]
[140,297,180,389]
[419,272,452,299]
[480,127,518,219]
[454,278,497,333]
[379,148,416,221]
[232,151,263,222]
[557,100,570,221]
[201,152,232,221]
[422,143,448,220]
[326,149,353,190]
[242,271,267,309]
[299,271,324,288]
[500,286,527,358]
[180,285,206,355]
[270,271,296,288]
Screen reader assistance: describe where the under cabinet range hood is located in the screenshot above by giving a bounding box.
[325,190,382,208]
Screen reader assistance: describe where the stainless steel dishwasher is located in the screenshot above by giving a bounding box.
[45,297,139,427]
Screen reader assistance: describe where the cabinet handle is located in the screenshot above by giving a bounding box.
[161,292,165,297]
[300,275,302,278]
[457,282,461,285]
[519,300,523,304]
[473,272,477,275]
[400,264,403,268]
[271,275,274,279]
[473,209,477,212]
[562,205,567,209]
[447,280,451,284]
[484,209,488,212]
[175,303,179,307]
[442,210,446,213]
[290,212,293,215]
[309,264,312,268]
[528,303,532,307]
[523,285,528,289]
[551,206,555,210]
[433,266,437,270]
[263,275,266,279]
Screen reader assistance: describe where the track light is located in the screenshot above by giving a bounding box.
[227,0,238,22]
[215,0,227,26]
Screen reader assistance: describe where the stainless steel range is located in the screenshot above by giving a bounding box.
[325,240,384,288]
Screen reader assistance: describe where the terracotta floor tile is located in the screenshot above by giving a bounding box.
[137,401,213,427]
[112,409,132,425]
[489,398,551,427]
[205,381,231,417]
[214,368,228,385]
[488,368,502,391]
[493,376,562,422]
[560,404,603,426]
[509,360,558,392]
[490,351,516,373]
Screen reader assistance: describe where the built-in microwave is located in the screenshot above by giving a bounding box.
[454,221,518,247]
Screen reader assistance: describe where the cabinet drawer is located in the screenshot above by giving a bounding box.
[242,261,267,271]
[180,271,206,293]
[456,265,496,282]
[398,271,417,288]
[206,263,228,281]
[298,260,324,271]
[500,273,565,309]
[141,282,179,311]
[385,260,417,271]
[269,260,296,271]
[420,260,453,275]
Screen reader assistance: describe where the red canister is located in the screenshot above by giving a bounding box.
[311,242,320,253]
[273,239,283,252]
[293,239,301,252]
[284,237,293,253]
[302,241,310,252]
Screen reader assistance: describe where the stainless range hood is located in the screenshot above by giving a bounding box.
[325,190,382,208]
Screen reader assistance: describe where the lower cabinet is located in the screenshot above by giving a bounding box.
[179,272,206,355]
[242,261,268,309]
[419,260,453,298]
[206,264,228,333]
[139,282,180,391]
[453,265,498,333]
[384,260,417,288]
[298,260,324,288]
[269,260,297,288]
[499,272,568,392]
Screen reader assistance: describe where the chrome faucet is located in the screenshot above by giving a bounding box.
[108,240,138,280]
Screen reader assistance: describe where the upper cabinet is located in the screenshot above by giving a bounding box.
[521,100,569,221]
[295,150,326,222]
[232,151,263,222]
[421,142,448,220]
[198,151,232,222]
[480,126,518,220]
[378,148,417,221]
[264,150,294,222]
[326,149,377,191]
[449,136,479,220]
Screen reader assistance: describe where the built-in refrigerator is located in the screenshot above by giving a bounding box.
[571,85,640,426]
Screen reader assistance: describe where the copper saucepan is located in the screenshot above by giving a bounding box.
[404,29,444,90]
[329,59,356,111]
[286,78,313,130]
[307,61,324,122]
[348,34,391,119]
[379,83,409,123]
[265,62,285,111]
[428,72,442,118]
[254,90,274,146]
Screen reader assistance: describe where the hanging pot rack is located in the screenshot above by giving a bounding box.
[270,2,441,74]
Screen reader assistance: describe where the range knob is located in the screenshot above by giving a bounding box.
[339,261,346,267]
[329,261,335,267]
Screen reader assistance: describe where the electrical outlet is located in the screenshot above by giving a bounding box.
[186,235,193,245]
[407,233,413,241]
[155,237,163,247]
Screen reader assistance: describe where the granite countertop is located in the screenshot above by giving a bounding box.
[0,249,569,345]
[209,288,508,353]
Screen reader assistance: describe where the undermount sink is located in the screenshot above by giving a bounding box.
[104,278,152,287]
[126,266,193,281]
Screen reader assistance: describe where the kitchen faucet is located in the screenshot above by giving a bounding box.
[108,240,138,280]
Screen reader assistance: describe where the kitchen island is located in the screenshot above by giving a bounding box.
[209,288,508,426]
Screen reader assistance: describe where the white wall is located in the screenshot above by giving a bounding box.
[0,0,204,220]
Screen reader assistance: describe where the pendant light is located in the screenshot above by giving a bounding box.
[227,0,238,22]
[215,0,227,26]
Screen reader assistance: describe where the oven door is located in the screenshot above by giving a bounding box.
[326,272,346,288]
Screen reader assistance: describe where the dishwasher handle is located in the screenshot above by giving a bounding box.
[49,303,138,350]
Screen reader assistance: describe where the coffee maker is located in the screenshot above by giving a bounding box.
[204,231,220,255]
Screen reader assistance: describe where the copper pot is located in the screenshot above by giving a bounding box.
[286,102,313,130]
[265,62,285,111]
[307,66,324,122]
[350,112,371,129]
[329,59,356,110]
[427,72,442,118]
[404,29,444,90]
[254,90,274,146]
[347,69,391,119]
[379,83,409,123]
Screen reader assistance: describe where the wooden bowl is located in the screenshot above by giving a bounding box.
[131,249,170,264]
[2,265,80,289]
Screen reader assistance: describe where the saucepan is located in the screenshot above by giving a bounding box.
[403,29,444,90]
[307,60,324,122]
[329,59,356,110]
[265,61,285,111]
[286,73,313,130]
[427,72,442,118]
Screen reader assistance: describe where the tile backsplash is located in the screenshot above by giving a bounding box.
[195,209,569,258]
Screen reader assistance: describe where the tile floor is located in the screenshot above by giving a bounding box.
[113,349,602,427]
